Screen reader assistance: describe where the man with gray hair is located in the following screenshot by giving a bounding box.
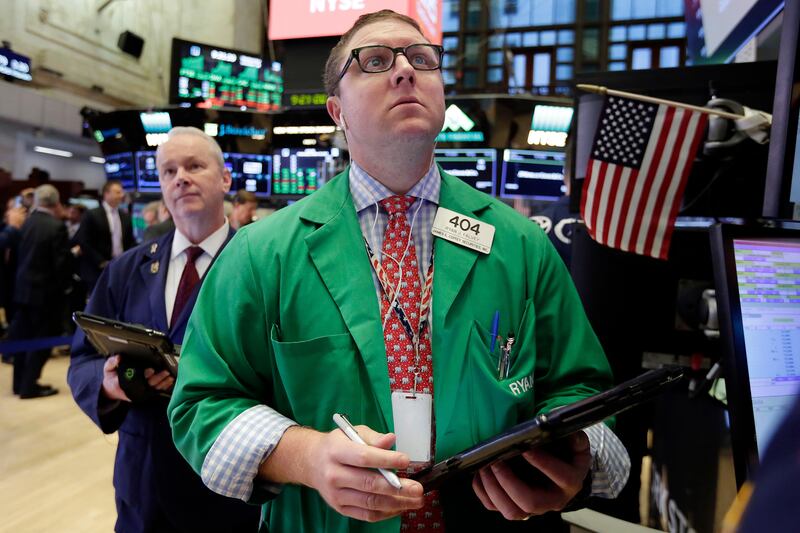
[10,184,70,398]
[68,127,259,532]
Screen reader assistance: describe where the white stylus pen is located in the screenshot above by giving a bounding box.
[332,413,403,490]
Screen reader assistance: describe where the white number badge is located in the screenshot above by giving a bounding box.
[431,207,495,254]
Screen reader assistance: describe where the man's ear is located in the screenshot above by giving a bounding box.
[327,95,345,131]
[222,166,232,193]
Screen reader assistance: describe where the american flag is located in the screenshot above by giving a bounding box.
[580,95,708,260]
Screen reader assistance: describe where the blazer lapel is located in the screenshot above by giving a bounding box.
[432,172,493,438]
[301,172,393,430]
[139,231,173,334]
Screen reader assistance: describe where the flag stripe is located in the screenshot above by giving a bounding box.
[645,109,699,257]
[594,162,621,245]
[641,108,693,256]
[655,112,709,258]
[598,164,625,246]
[582,159,603,231]
[607,167,634,250]
[619,105,668,251]
[630,106,675,253]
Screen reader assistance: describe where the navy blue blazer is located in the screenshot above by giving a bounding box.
[68,229,260,533]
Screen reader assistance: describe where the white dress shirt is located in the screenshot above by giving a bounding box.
[165,220,230,327]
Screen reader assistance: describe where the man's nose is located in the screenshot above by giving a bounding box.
[175,168,191,186]
[392,53,416,88]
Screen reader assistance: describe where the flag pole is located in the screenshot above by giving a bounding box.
[576,84,745,120]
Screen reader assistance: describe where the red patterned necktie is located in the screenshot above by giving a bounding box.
[378,195,444,532]
[171,246,203,327]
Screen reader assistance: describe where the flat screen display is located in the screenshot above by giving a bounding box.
[500,149,565,200]
[225,152,272,197]
[103,152,136,191]
[170,38,283,111]
[732,237,800,457]
[135,151,160,193]
[434,148,496,195]
[712,224,800,487]
[272,147,338,196]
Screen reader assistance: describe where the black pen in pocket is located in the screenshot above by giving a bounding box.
[497,332,515,380]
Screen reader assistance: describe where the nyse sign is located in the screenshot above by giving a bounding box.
[527,130,568,147]
[310,0,365,12]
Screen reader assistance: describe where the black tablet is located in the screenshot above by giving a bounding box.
[412,366,685,491]
[73,311,179,377]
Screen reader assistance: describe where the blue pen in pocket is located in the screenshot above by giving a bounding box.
[489,311,500,355]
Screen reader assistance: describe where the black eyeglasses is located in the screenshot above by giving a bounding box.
[335,43,444,87]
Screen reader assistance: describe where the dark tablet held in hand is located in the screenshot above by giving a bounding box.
[411,366,685,491]
[73,311,179,377]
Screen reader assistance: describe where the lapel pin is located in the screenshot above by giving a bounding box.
[150,243,158,254]
[150,261,159,274]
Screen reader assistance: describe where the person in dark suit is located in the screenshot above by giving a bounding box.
[0,203,26,341]
[68,127,260,533]
[77,180,135,292]
[9,185,70,398]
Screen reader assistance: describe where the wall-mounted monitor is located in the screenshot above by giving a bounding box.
[225,152,271,197]
[135,151,160,193]
[500,149,565,200]
[711,223,800,487]
[0,46,32,82]
[169,38,283,112]
[103,152,136,191]
[272,147,338,196]
[434,148,497,195]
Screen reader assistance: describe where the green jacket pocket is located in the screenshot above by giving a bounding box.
[270,324,363,429]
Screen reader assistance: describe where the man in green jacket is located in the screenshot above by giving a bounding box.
[169,9,629,532]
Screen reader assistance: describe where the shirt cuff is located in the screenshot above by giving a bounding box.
[583,423,630,498]
[200,404,297,501]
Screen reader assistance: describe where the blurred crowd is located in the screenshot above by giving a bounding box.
[0,181,258,399]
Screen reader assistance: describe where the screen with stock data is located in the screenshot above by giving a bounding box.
[224,152,271,197]
[500,149,566,200]
[272,147,338,196]
[733,237,800,456]
[103,152,136,191]
[434,148,497,195]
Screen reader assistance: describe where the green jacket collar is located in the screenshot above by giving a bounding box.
[299,165,494,432]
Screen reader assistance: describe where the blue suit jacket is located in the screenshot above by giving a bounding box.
[68,229,260,533]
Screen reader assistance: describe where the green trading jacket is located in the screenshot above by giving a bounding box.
[168,167,612,532]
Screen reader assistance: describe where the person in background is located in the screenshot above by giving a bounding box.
[143,200,175,242]
[141,201,160,229]
[76,180,135,293]
[9,184,70,398]
[68,127,260,533]
[65,203,86,241]
[169,10,628,532]
[229,190,258,230]
[0,202,26,360]
[18,188,35,212]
